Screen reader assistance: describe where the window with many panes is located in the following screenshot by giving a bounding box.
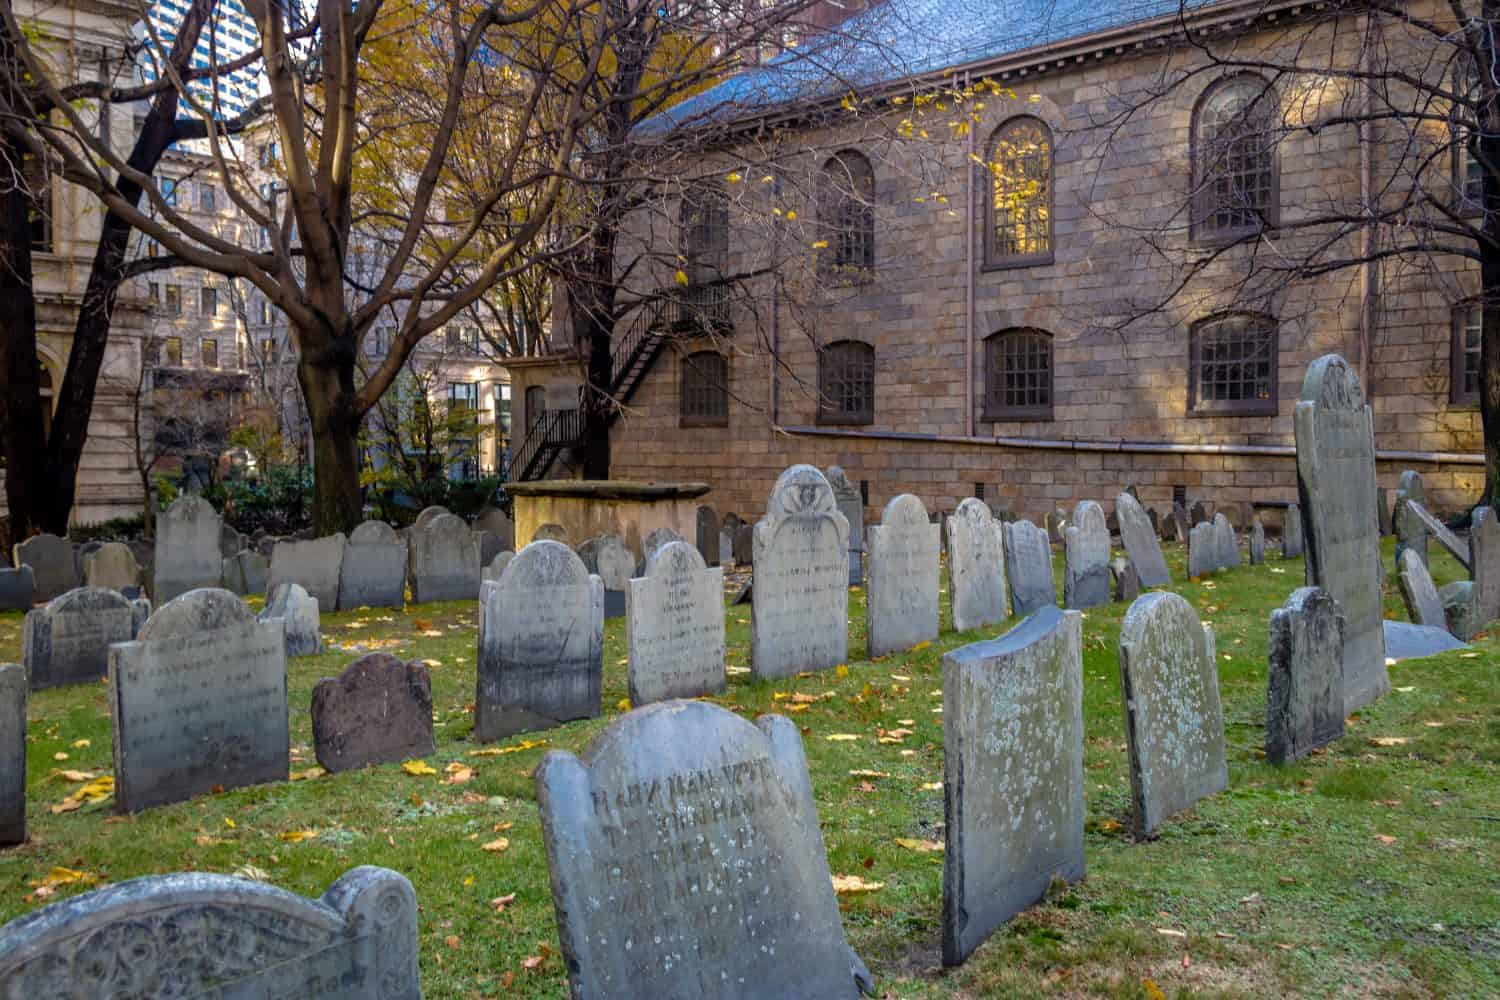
[201,338,218,369]
[818,151,875,274]
[984,328,1053,420]
[1452,303,1482,405]
[1193,75,1279,241]
[680,351,729,427]
[1189,313,1278,415]
[818,340,875,424]
[986,118,1053,266]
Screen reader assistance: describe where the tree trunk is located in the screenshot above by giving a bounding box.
[0,130,48,543]
[297,345,364,533]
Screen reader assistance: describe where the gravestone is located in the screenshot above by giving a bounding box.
[946,498,1008,632]
[0,867,420,998]
[482,550,514,582]
[111,588,287,812]
[475,508,515,550]
[1265,587,1345,765]
[0,665,22,846]
[1393,470,1429,570]
[83,542,141,591]
[408,513,480,602]
[312,653,435,773]
[733,523,754,566]
[827,466,865,586]
[222,549,270,596]
[532,522,570,545]
[751,465,850,680]
[261,582,323,657]
[1212,513,1239,569]
[1115,492,1170,587]
[1294,354,1389,714]
[696,504,720,567]
[1383,620,1469,660]
[626,540,725,706]
[1063,500,1110,610]
[476,540,603,741]
[1187,520,1217,577]
[578,533,634,619]
[1470,505,1500,625]
[1249,518,1266,565]
[1403,500,1470,569]
[1398,548,1446,629]
[942,605,1084,966]
[412,505,451,532]
[0,567,33,611]
[476,530,508,569]
[867,494,940,657]
[1117,592,1228,837]
[1442,581,1480,641]
[1003,519,1055,618]
[267,533,346,613]
[1111,556,1140,603]
[535,701,871,999]
[23,586,141,690]
[153,496,223,603]
[337,520,407,609]
[1283,502,1304,559]
[14,533,77,603]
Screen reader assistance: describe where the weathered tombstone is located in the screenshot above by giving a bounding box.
[476,530,507,569]
[1003,519,1055,618]
[1383,620,1469,660]
[411,504,451,532]
[1115,492,1170,587]
[733,522,754,566]
[482,550,514,582]
[0,867,421,998]
[153,495,223,603]
[1294,354,1389,714]
[867,494,940,657]
[578,533,635,620]
[1190,501,1209,526]
[1063,500,1110,610]
[1187,520,1217,578]
[1441,580,1480,641]
[475,507,515,549]
[83,541,141,591]
[221,548,270,596]
[0,567,33,611]
[1111,556,1140,603]
[1249,518,1266,565]
[1044,510,1065,544]
[625,540,725,706]
[267,533,346,613]
[476,540,603,741]
[532,522,570,545]
[695,504,720,567]
[1283,502,1304,559]
[312,653,435,773]
[14,533,77,603]
[1266,587,1345,765]
[1403,500,1470,569]
[23,586,141,690]
[941,605,1083,966]
[947,498,1008,632]
[827,466,865,586]
[261,581,323,657]
[1470,505,1500,625]
[1212,512,1239,570]
[337,520,407,609]
[0,665,23,846]
[1393,470,1428,570]
[220,522,245,559]
[1117,592,1228,837]
[408,513,480,602]
[535,701,871,999]
[1398,548,1446,629]
[111,588,287,812]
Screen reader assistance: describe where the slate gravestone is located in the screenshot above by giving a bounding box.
[941,605,1084,966]
[111,588,287,813]
[0,665,23,846]
[1403,500,1470,569]
[1212,513,1239,569]
[261,582,323,657]
[23,586,140,690]
[1111,557,1140,603]
[535,701,872,999]
[533,522,571,545]
[1249,518,1266,565]
[153,496,223,603]
[268,533,346,612]
[222,549,269,595]
[482,550,514,582]
[412,505,451,533]
[1384,620,1469,659]
[476,540,603,741]
[827,466,866,586]
[1398,548,1446,629]
[0,567,33,611]
[578,533,634,619]
[696,504,720,567]
[0,867,420,998]
[1470,505,1500,625]
[626,540,725,706]
[1393,470,1429,570]
[476,530,508,570]
[947,498,1008,632]
[311,653,435,773]
[1442,581,1480,640]
[866,494,941,658]
[1283,503,1304,559]
[1003,519,1056,618]
[83,542,140,591]
[1294,355,1389,714]
[1063,500,1110,610]
[733,523,754,566]
[408,513,480,602]
[1265,587,1345,765]
[475,508,515,550]
[14,533,77,603]
[338,520,406,610]
[1117,592,1228,837]
[751,465,850,680]
[1115,492,1169,587]
[1187,520,1217,577]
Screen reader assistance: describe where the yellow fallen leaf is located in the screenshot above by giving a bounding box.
[831,874,885,894]
[402,760,438,776]
[279,829,318,843]
[894,837,943,853]
[482,837,511,853]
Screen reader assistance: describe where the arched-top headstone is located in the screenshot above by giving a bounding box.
[867,494,940,657]
[765,463,837,518]
[412,505,451,532]
[14,533,77,603]
[1115,492,1170,587]
[138,586,254,641]
[153,495,223,604]
[752,466,849,679]
[408,513,480,603]
[626,540,725,706]
[23,586,141,690]
[1063,500,1110,610]
[947,498,1008,632]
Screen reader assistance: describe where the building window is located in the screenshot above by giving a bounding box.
[985,117,1053,266]
[1193,74,1279,241]
[983,328,1053,420]
[201,338,218,369]
[200,287,218,317]
[1189,313,1278,415]
[818,339,875,424]
[198,183,216,212]
[1452,303,1482,405]
[818,151,875,274]
[163,337,183,367]
[680,350,729,426]
[164,285,182,316]
[160,177,178,207]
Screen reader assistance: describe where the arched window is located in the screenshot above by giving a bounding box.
[983,328,1053,421]
[680,350,729,426]
[818,150,875,274]
[1193,75,1279,240]
[985,118,1053,266]
[1189,313,1279,415]
[818,340,875,424]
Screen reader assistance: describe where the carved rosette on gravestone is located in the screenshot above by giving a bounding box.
[312,653,435,773]
[408,513,481,602]
[0,665,23,846]
[1266,587,1345,764]
[1398,549,1447,629]
[1117,592,1228,837]
[0,567,33,612]
[0,867,420,998]
[696,504,721,567]
[1063,500,1111,610]
[1115,492,1170,588]
[14,533,78,604]
[152,496,223,604]
[337,521,406,610]
[1393,470,1429,570]
[751,465,850,680]
[1187,521,1217,578]
[867,494,940,658]
[827,466,866,586]
[1003,519,1056,618]
[261,582,323,657]
[1283,503,1304,559]
[1249,518,1266,565]
[83,542,141,591]
[535,701,872,999]
[578,534,634,620]
[947,498,1008,632]
[23,586,141,691]
[1111,557,1140,603]
[1470,506,1500,625]
[267,534,347,613]
[942,605,1085,966]
[1212,513,1239,570]
[1294,355,1389,713]
[626,540,725,706]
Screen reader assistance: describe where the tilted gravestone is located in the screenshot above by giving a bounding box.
[1402,499,1470,569]
[476,540,603,741]
[1249,518,1266,565]
[1187,520,1217,578]
[261,582,323,657]
[1063,500,1111,610]
[1470,505,1500,625]
[1115,492,1169,588]
[0,867,420,998]
[535,701,871,999]
[1266,587,1345,765]
[827,466,865,586]
[337,520,406,610]
[110,588,287,813]
[867,494,940,657]
[0,665,23,846]
[1111,556,1140,603]
[1294,355,1389,714]
[83,542,141,591]
[267,533,346,613]
[533,522,570,545]
[695,504,720,567]
[1393,469,1428,570]
[408,513,480,602]
[475,507,515,550]
[153,496,223,603]
[1283,502,1304,559]
[751,465,850,680]
[1398,548,1446,629]
[1117,592,1228,837]
[0,567,33,611]
[24,586,144,690]
[411,504,451,533]
[222,548,269,596]
[312,653,435,773]
[1212,513,1239,570]
[941,605,1084,966]
[14,533,77,603]
[947,498,1008,632]
[1003,519,1055,618]
[578,533,634,619]
[626,540,725,706]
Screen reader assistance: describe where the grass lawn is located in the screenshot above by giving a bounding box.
[0,535,1496,998]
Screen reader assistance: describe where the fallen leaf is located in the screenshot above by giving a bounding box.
[831,874,885,894]
[894,837,943,853]
[482,837,511,853]
[401,760,438,776]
